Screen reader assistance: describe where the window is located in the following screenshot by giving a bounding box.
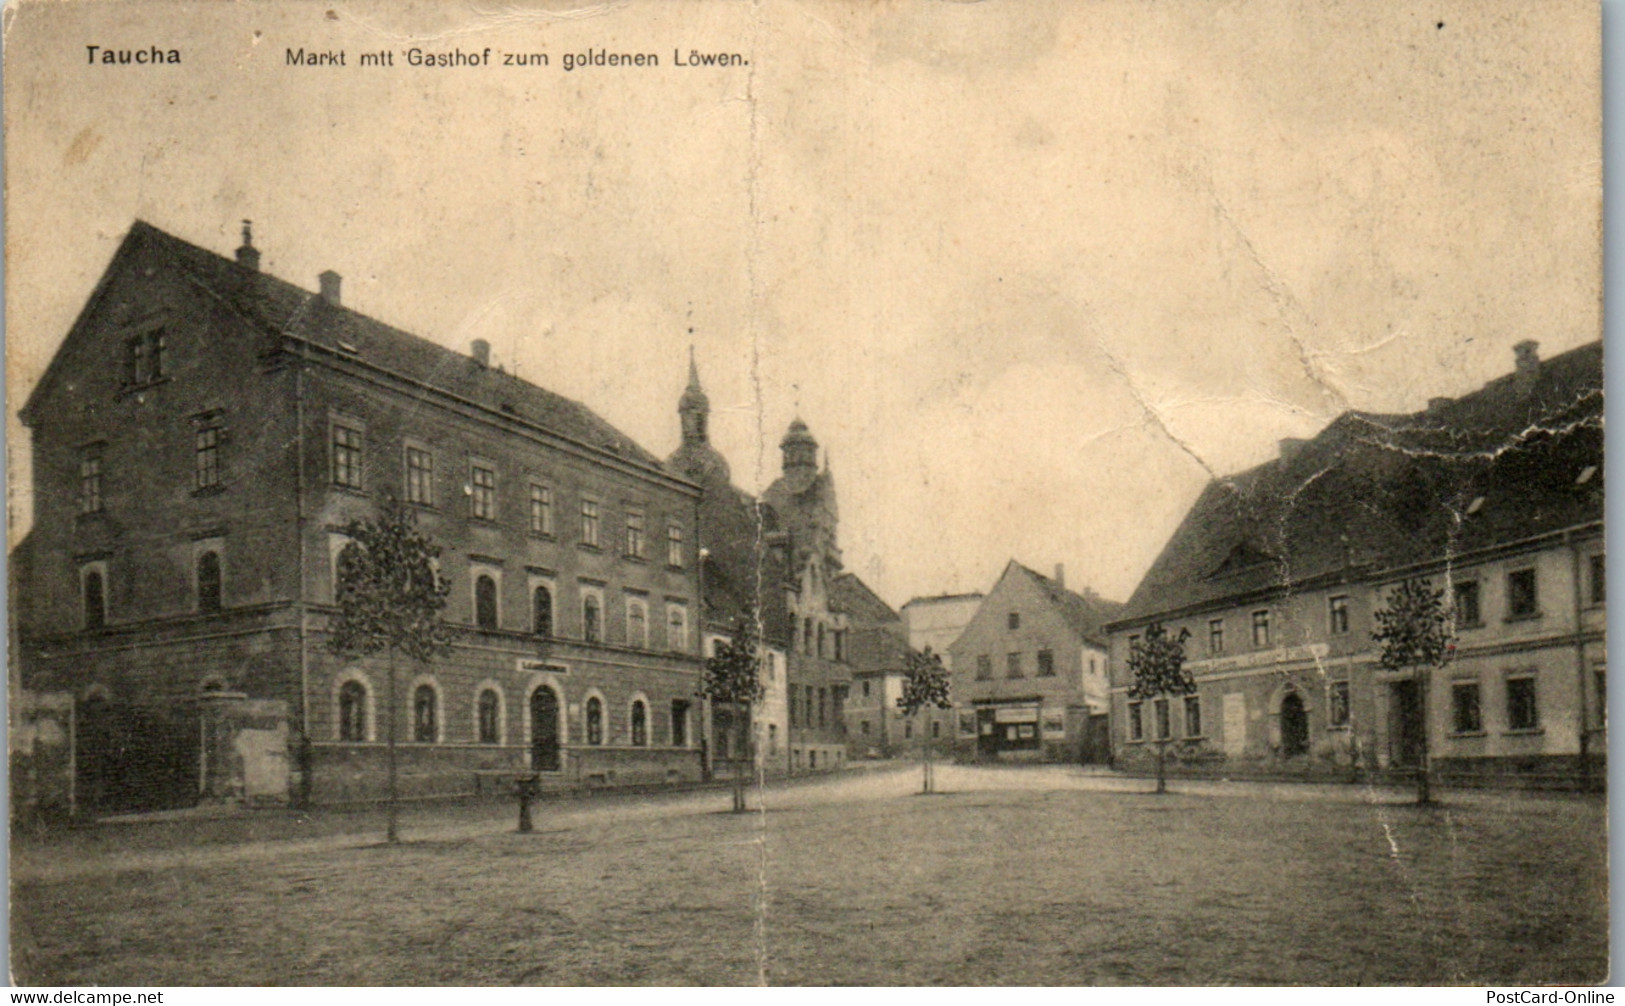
[1251,610,1270,648]
[976,655,992,681]
[338,681,367,741]
[860,720,870,735]
[1595,669,1607,727]
[195,427,221,490]
[1006,652,1023,679]
[1328,680,1350,728]
[82,568,106,629]
[528,484,553,535]
[1128,701,1144,741]
[1037,649,1055,677]
[331,423,364,489]
[1184,695,1202,737]
[627,597,649,648]
[477,689,501,744]
[1128,634,1141,655]
[631,700,648,746]
[802,618,813,655]
[1208,619,1224,656]
[1590,554,1606,606]
[413,684,438,743]
[1451,681,1482,734]
[196,551,222,613]
[1154,698,1171,740]
[533,585,553,637]
[671,700,690,747]
[834,630,845,662]
[904,722,913,740]
[1454,580,1482,629]
[124,328,166,384]
[860,679,870,699]
[580,500,600,547]
[625,511,646,559]
[470,463,496,521]
[1507,569,1538,619]
[405,447,434,505]
[667,604,688,652]
[585,697,604,745]
[1008,612,1020,630]
[583,594,602,643]
[475,574,498,629]
[818,688,827,728]
[1506,675,1538,730]
[932,720,941,739]
[817,624,826,658]
[1328,595,1349,635]
[667,524,684,567]
[79,449,104,515]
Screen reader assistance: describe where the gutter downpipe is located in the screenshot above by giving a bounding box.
[1568,529,1592,792]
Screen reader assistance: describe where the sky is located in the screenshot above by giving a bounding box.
[3,0,1602,610]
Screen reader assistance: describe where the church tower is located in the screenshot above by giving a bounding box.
[666,347,730,486]
[679,347,709,446]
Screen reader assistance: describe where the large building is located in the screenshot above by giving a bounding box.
[1106,341,1604,785]
[15,221,708,813]
[666,358,858,773]
[948,561,1121,762]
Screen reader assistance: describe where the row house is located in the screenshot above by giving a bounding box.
[1107,341,1604,785]
[948,561,1122,763]
[15,221,706,813]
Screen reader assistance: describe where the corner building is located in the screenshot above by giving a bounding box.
[15,222,706,812]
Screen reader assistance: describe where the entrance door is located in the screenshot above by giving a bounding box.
[975,708,998,757]
[530,688,561,772]
[1389,679,1423,767]
[1280,692,1309,757]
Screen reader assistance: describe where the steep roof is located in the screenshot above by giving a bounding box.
[1115,341,1604,625]
[26,221,668,471]
[1009,562,1124,646]
[830,572,900,625]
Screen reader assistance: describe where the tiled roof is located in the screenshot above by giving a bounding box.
[830,572,899,625]
[1115,342,1604,625]
[1010,562,1124,646]
[104,221,669,470]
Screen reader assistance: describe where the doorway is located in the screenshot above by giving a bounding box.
[1279,691,1309,757]
[530,687,561,772]
[1389,679,1423,768]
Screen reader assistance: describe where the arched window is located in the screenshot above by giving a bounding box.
[583,595,601,643]
[817,623,826,659]
[338,681,367,741]
[413,683,438,742]
[83,570,105,629]
[475,575,498,630]
[533,585,552,637]
[196,551,222,614]
[668,605,688,652]
[585,696,604,745]
[627,599,648,648]
[631,700,648,746]
[477,688,501,744]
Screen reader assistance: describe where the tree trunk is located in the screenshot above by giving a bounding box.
[386,650,400,844]
[1415,670,1432,806]
[920,720,932,795]
[1155,739,1167,795]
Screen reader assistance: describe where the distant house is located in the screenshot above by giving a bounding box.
[836,574,953,757]
[1107,341,1604,785]
[948,562,1122,762]
[899,592,984,671]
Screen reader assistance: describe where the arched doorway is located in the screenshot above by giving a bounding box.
[1280,692,1309,757]
[530,687,561,772]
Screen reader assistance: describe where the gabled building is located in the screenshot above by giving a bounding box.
[15,221,707,812]
[948,561,1122,762]
[1107,341,1604,785]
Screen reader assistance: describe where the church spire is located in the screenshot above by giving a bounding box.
[678,341,710,445]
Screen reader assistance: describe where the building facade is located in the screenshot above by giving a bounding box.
[948,561,1121,763]
[899,592,984,672]
[1107,341,1605,786]
[15,221,708,813]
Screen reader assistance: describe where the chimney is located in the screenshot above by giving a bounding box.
[1053,563,1065,588]
[234,220,260,271]
[1279,437,1310,463]
[1513,340,1540,394]
[471,339,491,368]
[318,270,342,307]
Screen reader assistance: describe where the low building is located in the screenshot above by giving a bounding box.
[899,592,983,671]
[837,574,953,758]
[1107,341,1604,786]
[948,561,1121,762]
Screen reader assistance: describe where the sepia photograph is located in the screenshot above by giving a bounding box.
[3,0,1607,987]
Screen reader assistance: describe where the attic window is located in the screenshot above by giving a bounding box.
[1577,465,1598,486]
[1465,496,1485,515]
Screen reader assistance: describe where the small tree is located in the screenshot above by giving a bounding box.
[1371,577,1453,805]
[897,646,952,794]
[327,495,455,843]
[703,613,765,813]
[1126,623,1194,794]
